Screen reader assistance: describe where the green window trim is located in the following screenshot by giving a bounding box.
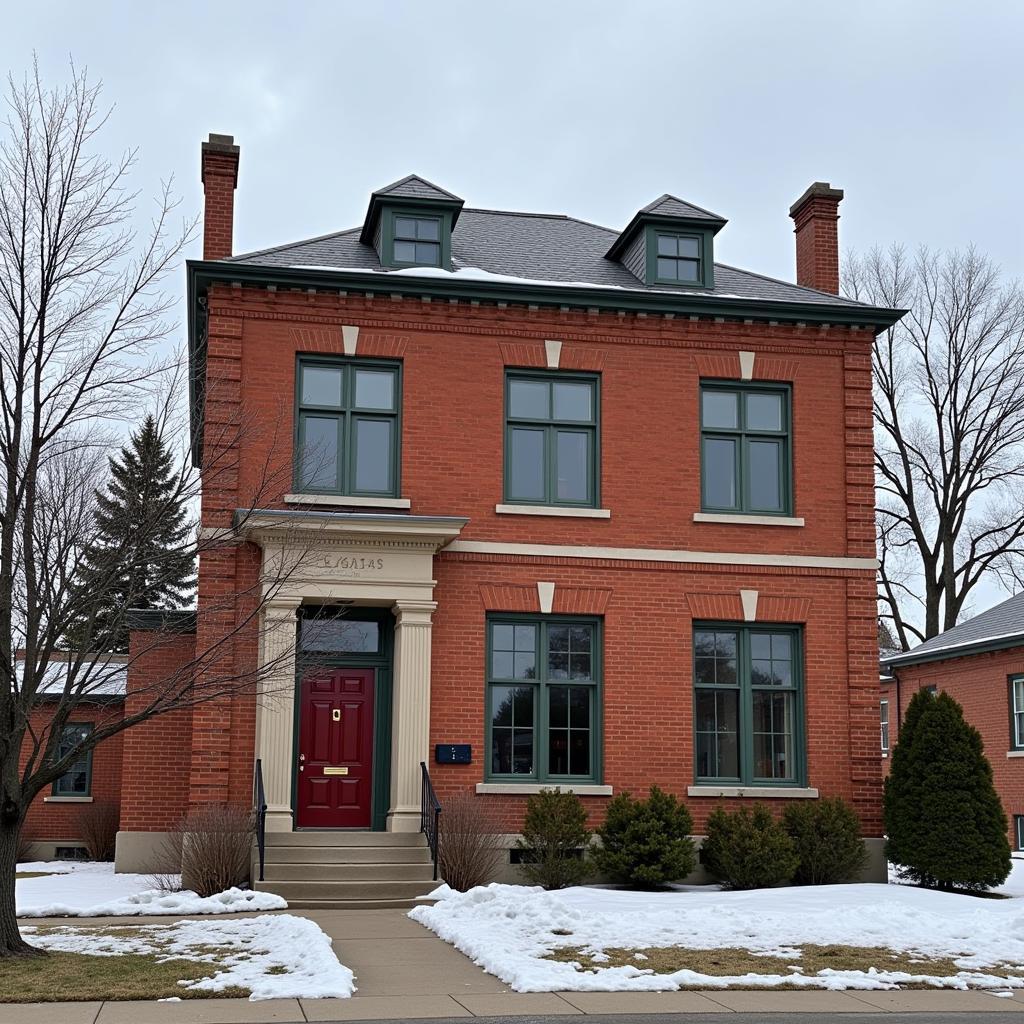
[503,370,600,508]
[1009,676,1024,751]
[380,206,454,270]
[1016,814,1024,852]
[693,623,805,787]
[294,357,402,498]
[52,723,94,797]
[700,381,793,516]
[485,614,603,784]
[644,225,715,289]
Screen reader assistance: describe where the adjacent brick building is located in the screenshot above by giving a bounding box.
[881,591,1024,850]
[112,133,905,890]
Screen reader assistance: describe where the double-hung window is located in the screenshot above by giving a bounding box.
[486,616,601,783]
[701,383,792,515]
[1011,676,1024,751]
[504,372,599,507]
[52,723,93,797]
[296,358,401,497]
[655,232,702,283]
[392,215,441,267]
[880,699,890,754]
[693,625,804,785]
[1016,815,1024,852]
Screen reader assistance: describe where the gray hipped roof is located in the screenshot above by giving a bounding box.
[641,194,726,222]
[884,591,1024,667]
[373,174,462,203]
[228,206,874,310]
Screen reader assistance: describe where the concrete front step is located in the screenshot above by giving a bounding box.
[263,843,433,865]
[261,861,436,882]
[253,878,433,903]
[265,830,426,847]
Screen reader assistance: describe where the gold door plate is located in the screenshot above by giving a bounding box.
[323,766,349,776]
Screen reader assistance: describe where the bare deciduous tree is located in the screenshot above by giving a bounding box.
[0,65,309,958]
[844,244,1024,649]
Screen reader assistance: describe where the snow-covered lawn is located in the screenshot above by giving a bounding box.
[16,861,286,917]
[410,882,1024,993]
[22,914,355,1000]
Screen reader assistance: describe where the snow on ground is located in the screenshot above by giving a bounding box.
[410,883,1024,993]
[997,856,1024,897]
[22,914,354,1000]
[16,861,286,917]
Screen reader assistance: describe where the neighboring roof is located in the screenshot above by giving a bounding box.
[226,208,873,310]
[17,657,127,698]
[127,608,197,634]
[884,592,1024,668]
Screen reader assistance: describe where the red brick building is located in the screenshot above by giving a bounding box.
[881,592,1024,850]
[110,133,904,898]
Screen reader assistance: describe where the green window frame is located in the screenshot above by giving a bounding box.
[504,371,600,507]
[52,723,93,797]
[880,699,890,753]
[700,382,793,516]
[1016,814,1024,852]
[485,615,602,783]
[1010,676,1024,751]
[643,225,715,288]
[392,214,442,267]
[295,357,401,497]
[693,624,805,786]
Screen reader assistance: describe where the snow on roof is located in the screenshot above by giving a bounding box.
[18,657,127,698]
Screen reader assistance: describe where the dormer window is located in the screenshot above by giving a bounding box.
[393,216,442,267]
[655,233,702,284]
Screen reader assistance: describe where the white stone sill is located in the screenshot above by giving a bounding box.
[687,786,819,799]
[1007,751,1024,759]
[43,795,93,803]
[693,512,805,527]
[476,782,613,796]
[285,493,412,509]
[495,504,611,519]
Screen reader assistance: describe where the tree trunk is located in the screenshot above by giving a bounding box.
[0,817,43,957]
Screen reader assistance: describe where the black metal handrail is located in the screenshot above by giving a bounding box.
[420,761,442,881]
[253,758,268,883]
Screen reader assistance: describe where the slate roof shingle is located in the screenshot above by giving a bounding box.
[373,174,463,203]
[640,194,726,222]
[884,591,1024,666]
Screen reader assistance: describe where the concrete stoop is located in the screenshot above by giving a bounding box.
[252,830,436,909]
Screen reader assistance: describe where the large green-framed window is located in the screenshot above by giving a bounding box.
[504,371,599,507]
[295,358,401,496]
[52,723,93,797]
[693,625,804,785]
[1010,676,1024,750]
[486,616,601,783]
[700,382,792,515]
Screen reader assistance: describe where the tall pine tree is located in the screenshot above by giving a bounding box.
[67,416,195,653]
[884,688,1011,891]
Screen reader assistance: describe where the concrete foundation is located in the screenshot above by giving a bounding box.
[113,830,180,874]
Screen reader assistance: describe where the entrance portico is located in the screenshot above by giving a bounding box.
[239,510,467,834]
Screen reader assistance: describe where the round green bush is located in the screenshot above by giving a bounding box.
[701,803,798,889]
[515,788,592,890]
[591,785,696,888]
[884,689,1010,891]
[782,797,869,885]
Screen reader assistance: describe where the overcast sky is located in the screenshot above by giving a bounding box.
[5,1,1022,284]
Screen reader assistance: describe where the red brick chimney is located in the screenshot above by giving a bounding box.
[789,182,843,294]
[200,133,240,261]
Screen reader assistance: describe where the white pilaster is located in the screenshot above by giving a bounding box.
[255,600,301,831]
[388,600,436,832]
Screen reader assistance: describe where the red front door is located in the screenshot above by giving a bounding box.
[297,668,375,828]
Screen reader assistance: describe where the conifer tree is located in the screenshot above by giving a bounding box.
[884,689,1011,891]
[67,415,195,652]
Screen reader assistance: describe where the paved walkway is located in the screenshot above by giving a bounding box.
[6,909,1024,1022]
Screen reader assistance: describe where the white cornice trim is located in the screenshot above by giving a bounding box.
[495,504,611,519]
[444,539,877,571]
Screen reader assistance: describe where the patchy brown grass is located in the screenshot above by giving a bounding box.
[14,872,52,880]
[0,951,250,1002]
[546,943,996,987]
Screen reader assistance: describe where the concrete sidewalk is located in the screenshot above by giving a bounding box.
[5,908,1024,1022]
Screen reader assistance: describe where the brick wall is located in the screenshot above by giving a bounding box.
[184,287,881,835]
[20,703,124,848]
[884,648,1024,846]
